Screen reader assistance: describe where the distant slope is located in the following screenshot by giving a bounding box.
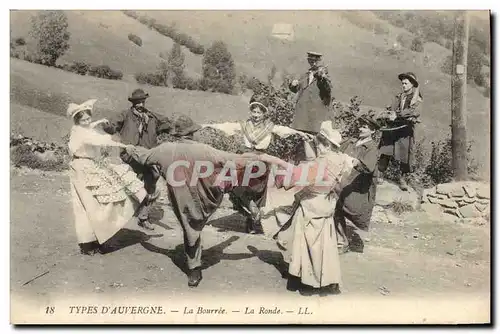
[10,58,248,124]
[9,10,202,79]
[10,103,72,144]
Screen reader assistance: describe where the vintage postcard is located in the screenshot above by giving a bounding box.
[9,9,491,324]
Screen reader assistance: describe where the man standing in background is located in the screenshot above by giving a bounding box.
[289,51,333,162]
[103,89,172,230]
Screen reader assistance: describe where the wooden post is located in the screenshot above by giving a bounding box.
[451,10,469,180]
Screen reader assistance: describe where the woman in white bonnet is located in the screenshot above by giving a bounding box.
[67,99,147,255]
[262,121,355,296]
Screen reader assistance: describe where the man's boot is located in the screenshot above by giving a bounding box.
[188,267,202,287]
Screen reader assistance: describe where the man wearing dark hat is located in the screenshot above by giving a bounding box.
[170,114,203,141]
[378,72,422,191]
[289,51,332,163]
[102,88,172,230]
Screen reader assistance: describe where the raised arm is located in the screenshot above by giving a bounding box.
[272,125,314,140]
[316,68,332,105]
[69,127,127,154]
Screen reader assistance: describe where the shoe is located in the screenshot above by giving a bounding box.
[286,276,301,292]
[188,268,202,287]
[349,233,365,253]
[245,218,263,235]
[138,219,155,231]
[349,242,364,253]
[79,241,100,256]
[319,284,341,297]
[299,284,317,296]
[377,177,384,185]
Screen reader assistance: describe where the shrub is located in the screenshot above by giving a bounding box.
[424,138,478,185]
[29,10,70,67]
[124,11,205,55]
[70,61,91,75]
[11,143,67,172]
[88,65,123,80]
[134,71,165,86]
[128,33,142,47]
[389,199,415,215]
[411,37,424,52]
[14,37,26,46]
[122,10,139,19]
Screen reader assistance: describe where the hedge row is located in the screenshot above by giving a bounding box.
[123,10,205,55]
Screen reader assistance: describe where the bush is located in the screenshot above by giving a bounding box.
[11,143,68,172]
[389,199,415,215]
[55,61,123,80]
[29,10,70,67]
[424,138,478,185]
[124,11,205,55]
[134,71,165,86]
[14,37,26,46]
[88,65,123,80]
[128,33,142,47]
[70,61,91,75]
[411,37,424,52]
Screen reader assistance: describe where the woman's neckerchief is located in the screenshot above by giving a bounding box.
[239,118,275,148]
[131,107,151,135]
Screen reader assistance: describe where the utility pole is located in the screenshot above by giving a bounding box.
[451,10,469,180]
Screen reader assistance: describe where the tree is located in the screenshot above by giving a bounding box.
[30,11,70,66]
[157,43,185,87]
[201,40,236,94]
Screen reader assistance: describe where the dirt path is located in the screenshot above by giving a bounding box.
[10,167,490,320]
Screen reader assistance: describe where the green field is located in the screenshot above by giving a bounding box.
[9,10,490,179]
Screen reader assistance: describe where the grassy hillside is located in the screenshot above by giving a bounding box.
[10,58,248,126]
[9,10,202,80]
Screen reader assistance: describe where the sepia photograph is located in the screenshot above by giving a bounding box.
[8,8,491,324]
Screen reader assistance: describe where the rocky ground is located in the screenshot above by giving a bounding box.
[10,166,491,324]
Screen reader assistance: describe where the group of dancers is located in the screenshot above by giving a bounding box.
[66,51,422,296]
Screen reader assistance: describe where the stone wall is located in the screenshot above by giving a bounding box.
[421,182,490,219]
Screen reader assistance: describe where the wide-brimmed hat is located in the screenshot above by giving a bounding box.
[318,120,342,147]
[398,72,419,88]
[172,114,202,137]
[128,89,150,103]
[66,99,97,120]
[249,94,270,113]
[307,51,322,60]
